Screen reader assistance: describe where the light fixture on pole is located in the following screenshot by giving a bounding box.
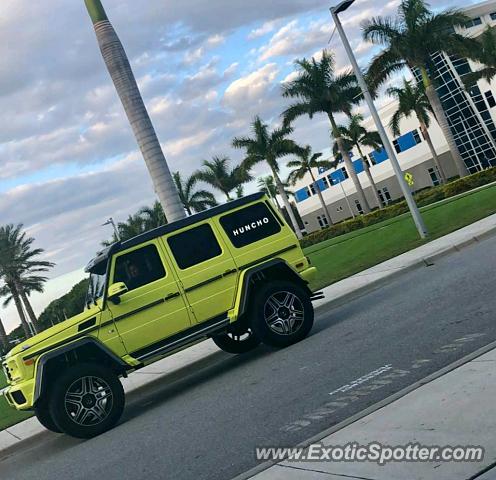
[102,217,121,242]
[330,0,428,239]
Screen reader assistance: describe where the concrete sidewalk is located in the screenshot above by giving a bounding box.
[251,346,496,480]
[1,212,495,458]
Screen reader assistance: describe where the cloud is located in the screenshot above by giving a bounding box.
[248,21,278,40]
[259,19,332,61]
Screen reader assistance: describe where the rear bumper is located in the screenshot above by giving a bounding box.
[300,267,317,285]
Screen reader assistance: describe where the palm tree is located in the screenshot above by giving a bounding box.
[138,201,167,230]
[332,114,384,207]
[362,0,477,178]
[257,176,290,211]
[0,225,54,337]
[0,317,7,352]
[84,0,185,222]
[287,146,335,224]
[0,275,48,332]
[387,80,447,184]
[194,156,252,201]
[233,117,304,238]
[464,27,496,85]
[281,50,371,214]
[173,172,218,215]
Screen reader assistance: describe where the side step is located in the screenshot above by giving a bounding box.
[310,291,325,302]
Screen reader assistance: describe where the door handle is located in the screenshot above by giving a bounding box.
[223,269,237,277]
[164,292,180,301]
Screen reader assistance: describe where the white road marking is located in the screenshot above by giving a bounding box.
[329,365,393,396]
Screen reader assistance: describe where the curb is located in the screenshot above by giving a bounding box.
[232,339,496,480]
[1,219,496,460]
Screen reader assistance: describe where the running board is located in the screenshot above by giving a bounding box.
[133,316,230,362]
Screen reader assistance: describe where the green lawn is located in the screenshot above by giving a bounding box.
[306,184,496,291]
[0,369,32,431]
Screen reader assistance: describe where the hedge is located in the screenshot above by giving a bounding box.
[300,167,496,249]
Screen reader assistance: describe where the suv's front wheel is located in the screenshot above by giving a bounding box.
[251,281,314,348]
[48,363,125,439]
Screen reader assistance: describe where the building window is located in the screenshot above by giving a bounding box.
[412,129,422,144]
[378,187,392,207]
[465,17,482,28]
[321,176,330,188]
[393,139,401,154]
[309,183,316,195]
[341,167,349,179]
[485,91,496,108]
[428,167,441,187]
[168,224,222,269]
[336,206,344,212]
[354,200,364,215]
[316,215,329,229]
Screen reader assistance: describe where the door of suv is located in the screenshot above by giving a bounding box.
[164,222,238,324]
[106,240,191,357]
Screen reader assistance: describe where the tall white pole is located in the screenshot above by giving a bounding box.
[331,7,428,239]
[339,181,356,219]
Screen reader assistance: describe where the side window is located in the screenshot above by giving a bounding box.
[220,202,282,248]
[113,244,166,292]
[168,224,222,270]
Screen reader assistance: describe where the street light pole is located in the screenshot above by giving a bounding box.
[103,218,121,242]
[330,1,428,239]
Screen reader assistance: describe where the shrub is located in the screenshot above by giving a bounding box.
[300,167,496,249]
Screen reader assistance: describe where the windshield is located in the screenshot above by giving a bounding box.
[85,261,107,309]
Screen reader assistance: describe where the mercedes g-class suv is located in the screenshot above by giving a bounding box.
[2,193,318,438]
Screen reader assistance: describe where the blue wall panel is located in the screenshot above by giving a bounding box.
[397,132,416,152]
[316,179,328,191]
[371,148,389,164]
[295,188,310,203]
[329,170,346,185]
[353,159,364,174]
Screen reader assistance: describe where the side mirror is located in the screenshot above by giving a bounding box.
[107,282,128,304]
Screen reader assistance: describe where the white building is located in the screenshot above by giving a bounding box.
[293,0,496,234]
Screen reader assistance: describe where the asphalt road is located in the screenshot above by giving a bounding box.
[2,235,496,480]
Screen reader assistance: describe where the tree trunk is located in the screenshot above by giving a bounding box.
[272,169,303,239]
[85,0,186,222]
[329,114,371,214]
[419,120,447,184]
[9,283,32,338]
[18,285,40,334]
[421,67,468,178]
[356,144,382,209]
[0,318,8,351]
[309,169,333,225]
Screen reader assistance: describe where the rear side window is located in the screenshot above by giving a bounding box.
[114,244,166,292]
[168,224,222,269]
[220,203,281,248]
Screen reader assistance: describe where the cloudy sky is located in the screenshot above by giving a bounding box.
[0,0,473,332]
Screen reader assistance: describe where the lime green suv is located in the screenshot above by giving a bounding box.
[2,193,319,438]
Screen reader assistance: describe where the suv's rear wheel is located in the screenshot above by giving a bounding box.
[34,401,62,433]
[48,363,125,439]
[250,281,314,348]
[212,327,260,354]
